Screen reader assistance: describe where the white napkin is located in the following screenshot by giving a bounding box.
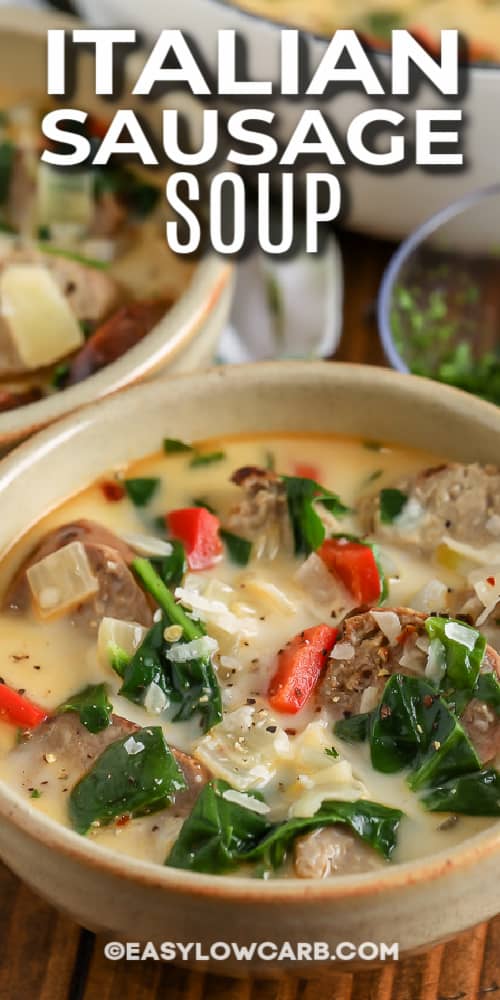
[218,236,343,363]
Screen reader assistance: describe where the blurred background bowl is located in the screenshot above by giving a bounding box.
[0,6,233,447]
[75,0,500,244]
[378,183,500,406]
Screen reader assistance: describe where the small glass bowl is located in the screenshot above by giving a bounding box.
[378,184,500,406]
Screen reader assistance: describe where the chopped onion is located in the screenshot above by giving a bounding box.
[399,637,426,673]
[238,576,296,615]
[425,638,447,685]
[121,533,173,558]
[294,553,342,605]
[143,682,169,715]
[124,736,145,756]
[330,641,355,661]
[27,540,98,618]
[97,617,147,666]
[219,655,244,672]
[442,535,500,567]
[294,552,355,619]
[194,705,288,791]
[287,744,366,818]
[371,610,401,644]
[359,685,380,713]
[175,583,258,638]
[467,566,500,627]
[393,497,425,532]
[444,619,478,650]
[221,789,271,815]
[167,636,218,662]
[411,579,449,615]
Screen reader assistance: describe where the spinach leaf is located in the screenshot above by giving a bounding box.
[474,672,500,714]
[422,768,500,815]
[124,559,222,731]
[133,557,204,640]
[124,477,160,507]
[283,476,350,555]
[335,674,485,808]
[163,438,192,454]
[119,617,170,704]
[69,727,186,834]
[94,165,159,218]
[379,488,408,524]
[335,711,373,744]
[166,781,271,873]
[192,497,216,514]
[166,780,403,874]
[58,684,112,734]
[371,674,481,790]
[39,244,109,270]
[151,539,187,589]
[425,616,485,708]
[246,798,403,869]
[190,450,226,468]
[0,140,14,204]
[361,10,403,40]
[220,529,252,566]
[51,362,70,389]
[108,644,131,678]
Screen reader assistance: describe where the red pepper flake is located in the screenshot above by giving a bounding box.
[100,480,125,502]
[395,624,417,644]
[423,694,434,708]
[487,576,496,587]
[116,814,130,827]
[380,704,392,719]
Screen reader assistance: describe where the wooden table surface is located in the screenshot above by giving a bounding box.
[0,230,498,1000]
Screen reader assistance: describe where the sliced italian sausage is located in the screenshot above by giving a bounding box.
[10,713,208,821]
[294,826,383,879]
[229,466,291,558]
[4,519,153,631]
[358,463,500,554]
[321,607,500,764]
[0,385,42,412]
[65,298,171,386]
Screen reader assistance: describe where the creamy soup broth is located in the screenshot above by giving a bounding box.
[0,434,496,876]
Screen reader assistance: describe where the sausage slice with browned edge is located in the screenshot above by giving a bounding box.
[64,299,172,386]
[10,713,208,822]
[4,519,153,632]
[321,607,500,765]
[358,463,500,554]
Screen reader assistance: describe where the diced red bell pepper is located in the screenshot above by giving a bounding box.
[268,624,338,714]
[166,507,223,571]
[0,684,47,729]
[293,462,320,481]
[318,538,381,605]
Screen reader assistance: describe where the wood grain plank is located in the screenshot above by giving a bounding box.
[335,231,395,366]
[0,867,80,1000]
[437,923,488,1000]
[479,915,500,998]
